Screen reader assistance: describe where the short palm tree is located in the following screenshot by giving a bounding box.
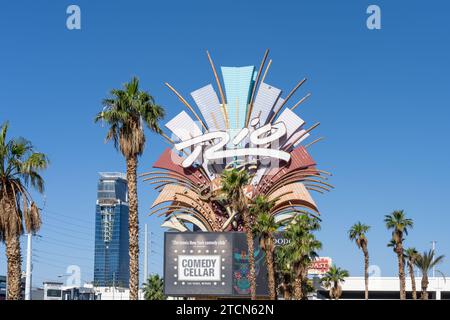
[143,274,165,300]
[275,246,294,300]
[348,222,370,300]
[384,210,413,300]
[220,168,257,299]
[404,247,419,299]
[251,195,279,300]
[414,250,445,300]
[283,215,321,300]
[95,77,165,299]
[0,122,49,299]
[292,233,321,300]
[321,265,349,300]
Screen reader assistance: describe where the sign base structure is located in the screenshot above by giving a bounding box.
[164,232,268,298]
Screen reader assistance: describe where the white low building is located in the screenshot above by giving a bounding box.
[94,287,144,300]
[41,282,144,300]
[314,276,450,300]
[43,281,96,300]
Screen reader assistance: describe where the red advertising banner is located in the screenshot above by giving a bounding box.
[308,257,332,275]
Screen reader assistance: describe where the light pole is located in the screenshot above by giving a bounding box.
[25,202,46,300]
[431,240,437,278]
[24,234,42,300]
[25,233,33,300]
[144,224,148,285]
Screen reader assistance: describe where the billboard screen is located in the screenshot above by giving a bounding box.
[164,232,268,297]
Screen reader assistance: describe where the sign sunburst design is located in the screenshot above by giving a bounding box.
[144,50,332,232]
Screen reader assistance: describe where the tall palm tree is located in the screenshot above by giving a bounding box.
[414,250,445,300]
[251,195,279,300]
[283,215,321,300]
[404,247,419,299]
[321,265,349,300]
[143,274,165,300]
[220,168,257,299]
[348,222,370,300]
[95,77,165,299]
[384,210,413,300]
[0,122,49,299]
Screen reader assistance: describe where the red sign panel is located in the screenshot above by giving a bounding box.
[308,257,332,275]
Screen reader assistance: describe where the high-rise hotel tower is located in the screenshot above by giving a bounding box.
[93,172,129,287]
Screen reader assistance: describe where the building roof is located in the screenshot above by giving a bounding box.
[99,172,127,180]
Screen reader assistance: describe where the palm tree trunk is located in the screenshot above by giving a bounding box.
[363,245,369,300]
[282,275,291,300]
[242,210,257,300]
[293,277,303,300]
[265,248,276,300]
[126,155,139,300]
[408,262,417,299]
[6,235,22,300]
[333,283,342,300]
[300,268,309,300]
[396,242,406,300]
[420,275,429,300]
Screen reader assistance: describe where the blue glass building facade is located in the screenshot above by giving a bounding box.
[93,173,129,287]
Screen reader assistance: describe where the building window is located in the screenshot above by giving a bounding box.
[101,206,114,243]
[46,289,62,298]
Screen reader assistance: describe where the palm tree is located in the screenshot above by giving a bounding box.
[404,247,419,299]
[321,265,349,300]
[143,274,165,300]
[275,247,294,300]
[95,77,165,299]
[220,168,256,299]
[384,210,413,300]
[348,222,370,300]
[251,195,279,300]
[414,250,445,300]
[283,215,321,300]
[0,122,49,299]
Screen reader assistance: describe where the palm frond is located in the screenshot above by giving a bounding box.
[414,250,445,276]
[95,77,165,158]
[0,122,48,240]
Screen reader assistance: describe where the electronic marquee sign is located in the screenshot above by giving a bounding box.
[164,232,268,297]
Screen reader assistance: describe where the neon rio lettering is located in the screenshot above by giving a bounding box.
[174,118,291,168]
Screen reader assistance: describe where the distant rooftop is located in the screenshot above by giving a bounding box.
[99,172,127,180]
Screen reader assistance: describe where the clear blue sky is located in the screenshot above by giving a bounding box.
[1,0,449,287]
